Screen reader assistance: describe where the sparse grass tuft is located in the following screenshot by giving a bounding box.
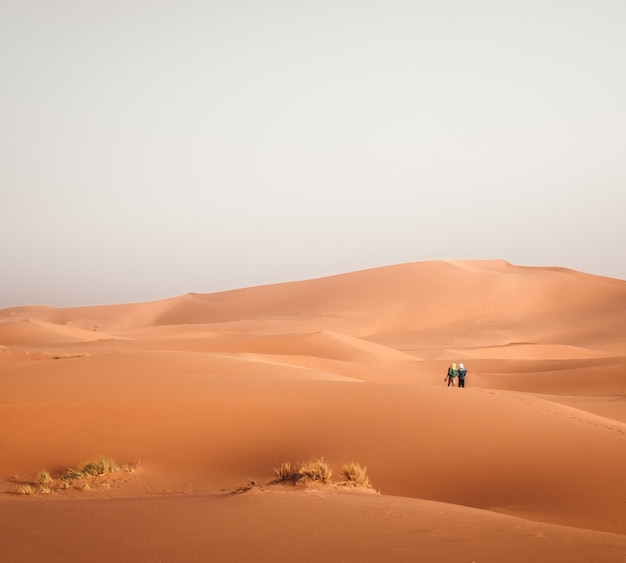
[37,470,53,486]
[61,456,118,480]
[13,456,137,497]
[17,484,33,495]
[340,462,371,488]
[295,458,332,485]
[270,458,373,489]
[50,352,89,360]
[272,458,333,484]
[273,462,295,483]
[233,479,263,494]
[121,461,139,473]
[60,468,84,480]
[80,456,118,476]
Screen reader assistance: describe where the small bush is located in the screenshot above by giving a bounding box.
[340,462,371,488]
[61,456,118,480]
[272,459,332,485]
[233,479,262,494]
[296,458,332,485]
[80,456,118,476]
[121,461,139,473]
[49,352,90,360]
[37,470,53,486]
[60,468,84,480]
[270,458,373,489]
[273,462,295,483]
[17,484,33,495]
[15,456,132,496]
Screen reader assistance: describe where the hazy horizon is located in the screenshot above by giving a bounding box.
[2,1,625,308]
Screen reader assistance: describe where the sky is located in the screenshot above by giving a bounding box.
[2,0,625,308]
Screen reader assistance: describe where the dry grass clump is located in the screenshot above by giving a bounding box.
[80,456,118,476]
[122,461,139,473]
[270,458,373,490]
[339,462,371,488]
[296,458,332,484]
[16,484,33,495]
[272,458,332,485]
[60,468,84,480]
[232,479,263,494]
[49,352,90,360]
[273,462,294,482]
[14,456,138,497]
[37,470,53,486]
[60,456,118,480]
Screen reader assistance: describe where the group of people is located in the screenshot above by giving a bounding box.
[445,362,467,387]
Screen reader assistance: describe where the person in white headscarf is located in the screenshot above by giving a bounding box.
[457,362,467,388]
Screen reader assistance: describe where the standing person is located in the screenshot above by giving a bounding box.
[445,363,458,387]
[458,363,467,388]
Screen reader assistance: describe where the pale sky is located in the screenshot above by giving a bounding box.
[2,1,625,308]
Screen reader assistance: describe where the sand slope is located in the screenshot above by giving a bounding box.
[1,260,625,561]
[2,490,626,563]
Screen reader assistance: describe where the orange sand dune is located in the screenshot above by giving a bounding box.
[0,318,112,346]
[453,342,622,360]
[2,490,626,563]
[1,260,625,562]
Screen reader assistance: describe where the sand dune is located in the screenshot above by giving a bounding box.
[0,318,111,346]
[1,260,625,561]
[2,490,626,563]
[453,342,621,360]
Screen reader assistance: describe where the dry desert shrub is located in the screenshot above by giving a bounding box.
[271,458,373,489]
[80,456,118,476]
[232,479,263,494]
[49,352,90,360]
[272,458,332,485]
[295,458,332,485]
[121,460,139,473]
[11,456,132,497]
[61,456,118,480]
[273,462,296,483]
[37,470,53,486]
[340,462,371,488]
[16,484,33,495]
[60,467,84,480]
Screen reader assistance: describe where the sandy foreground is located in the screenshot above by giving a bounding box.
[1,260,625,562]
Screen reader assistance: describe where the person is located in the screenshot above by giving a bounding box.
[445,363,458,387]
[457,362,467,388]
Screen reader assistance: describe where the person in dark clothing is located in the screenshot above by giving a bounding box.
[457,362,467,388]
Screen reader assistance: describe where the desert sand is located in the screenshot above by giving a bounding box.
[1,259,625,562]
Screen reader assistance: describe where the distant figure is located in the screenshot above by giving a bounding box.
[445,363,458,387]
[458,362,467,388]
